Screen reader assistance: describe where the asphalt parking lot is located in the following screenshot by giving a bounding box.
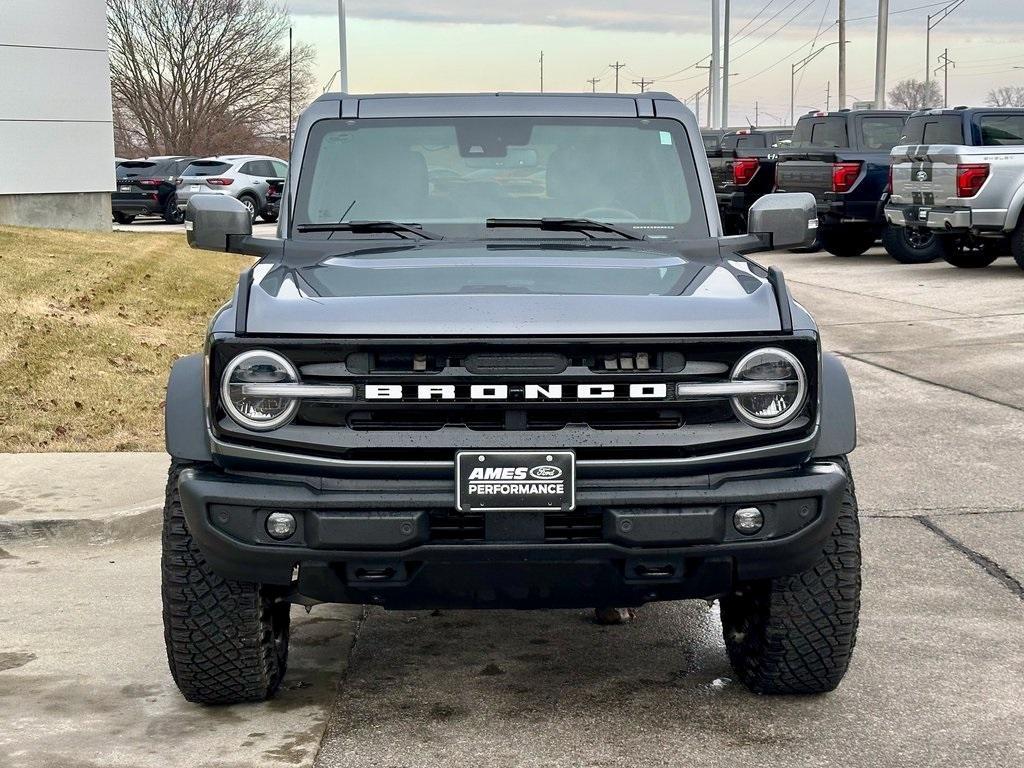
[1,246,1022,768]
[113,216,279,237]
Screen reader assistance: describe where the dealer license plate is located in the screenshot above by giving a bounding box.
[456,451,575,512]
[119,186,130,192]
[190,185,202,192]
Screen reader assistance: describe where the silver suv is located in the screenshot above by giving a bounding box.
[176,155,287,223]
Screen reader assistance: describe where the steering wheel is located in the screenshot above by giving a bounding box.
[578,207,640,221]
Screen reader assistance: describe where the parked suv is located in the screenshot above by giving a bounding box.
[167,92,860,705]
[775,110,912,258]
[176,155,287,223]
[112,156,195,224]
[885,107,1024,269]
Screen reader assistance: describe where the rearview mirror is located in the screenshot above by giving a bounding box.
[185,195,252,252]
[747,193,817,250]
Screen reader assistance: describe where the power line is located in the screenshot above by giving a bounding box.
[733,0,822,63]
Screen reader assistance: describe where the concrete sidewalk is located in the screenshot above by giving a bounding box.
[0,453,167,542]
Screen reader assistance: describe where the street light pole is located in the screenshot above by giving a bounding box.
[790,42,842,126]
[721,0,731,129]
[338,0,348,91]
[711,0,721,129]
[874,0,889,109]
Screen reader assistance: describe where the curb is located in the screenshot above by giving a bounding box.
[0,498,162,544]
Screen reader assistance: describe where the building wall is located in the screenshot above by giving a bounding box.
[0,0,115,230]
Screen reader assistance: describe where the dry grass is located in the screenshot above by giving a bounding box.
[0,226,252,452]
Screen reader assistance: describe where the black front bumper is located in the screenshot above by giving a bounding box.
[178,461,848,609]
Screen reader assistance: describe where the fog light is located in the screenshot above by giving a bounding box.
[733,507,764,535]
[266,511,297,540]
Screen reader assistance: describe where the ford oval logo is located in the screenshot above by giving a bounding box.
[916,171,928,182]
[529,465,563,480]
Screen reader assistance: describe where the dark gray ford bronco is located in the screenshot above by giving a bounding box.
[165,92,860,705]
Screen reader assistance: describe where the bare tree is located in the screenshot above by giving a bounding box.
[887,79,942,111]
[107,0,315,157]
[986,86,1024,108]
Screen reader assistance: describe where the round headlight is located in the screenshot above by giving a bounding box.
[220,350,299,431]
[730,347,807,428]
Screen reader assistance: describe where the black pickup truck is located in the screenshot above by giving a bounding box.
[710,128,794,235]
[775,110,912,258]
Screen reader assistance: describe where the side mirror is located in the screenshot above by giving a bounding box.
[185,195,252,252]
[747,192,817,250]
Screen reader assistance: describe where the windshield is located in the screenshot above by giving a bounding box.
[293,117,708,239]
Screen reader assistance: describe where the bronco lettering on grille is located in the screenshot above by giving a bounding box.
[363,383,669,401]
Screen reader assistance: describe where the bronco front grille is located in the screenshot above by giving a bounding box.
[210,335,819,461]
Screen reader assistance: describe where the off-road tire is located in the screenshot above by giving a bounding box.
[881,225,942,264]
[820,227,876,258]
[162,460,290,704]
[720,457,860,695]
[238,194,259,223]
[112,212,135,225]
[1010,223,1024,271]
[942,239,1000,269]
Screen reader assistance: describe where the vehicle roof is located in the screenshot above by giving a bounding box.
[188,154,286,163]
[798,109,911,120]
[908,107,1024,117]
[312,91,683,119]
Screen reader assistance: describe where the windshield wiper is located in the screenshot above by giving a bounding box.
[485,217,645,241]
[296,221,443,240]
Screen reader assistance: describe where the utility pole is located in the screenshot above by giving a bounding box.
[697,64,713,128]
[337,0,348,91]
[935,49,955,107]
[711,0,722,128]
[838,0,847,108]
[539,51,544,93]
[587,77,601,93]
[826,80,831,112]
[609,62,626,93]
[288,27,293,157]
[927,1,966,87]
[632,77,654,93]
[874,0,889,108]
[755,100,759,127]
[721,0,731,129]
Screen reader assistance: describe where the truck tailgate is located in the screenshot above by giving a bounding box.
[890,158,957,207]
[775,160,834,197]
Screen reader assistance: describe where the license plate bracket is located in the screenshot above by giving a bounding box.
[456,451,575,512]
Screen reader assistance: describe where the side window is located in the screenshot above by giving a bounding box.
[271,161,288,177]
[979,114,1024,146]
[859,118,906,151]
[239,161,259,176]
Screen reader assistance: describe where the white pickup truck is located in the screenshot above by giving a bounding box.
[884,108,1024,269]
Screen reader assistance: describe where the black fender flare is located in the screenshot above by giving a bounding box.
[165,354,213,462]
[812,352,857,458]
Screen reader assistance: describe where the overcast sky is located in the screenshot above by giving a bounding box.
[288,1,1024,122]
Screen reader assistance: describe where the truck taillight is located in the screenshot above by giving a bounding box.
[136,178,163,187]
[831,162,862,194]
[205,177,234,186]
[732,158,760,186]
[955,164,989,198]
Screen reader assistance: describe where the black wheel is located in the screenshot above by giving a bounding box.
[820,227,876,258]
[1010,222,1024,271]
[942,239,1000,269]
[881,225,943,264]
[162,461,290,704]
[238,194,258,223]
[260,211,279,224]
[163,196,185,224]
[113,212,136,225]
[720,458,861,695]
